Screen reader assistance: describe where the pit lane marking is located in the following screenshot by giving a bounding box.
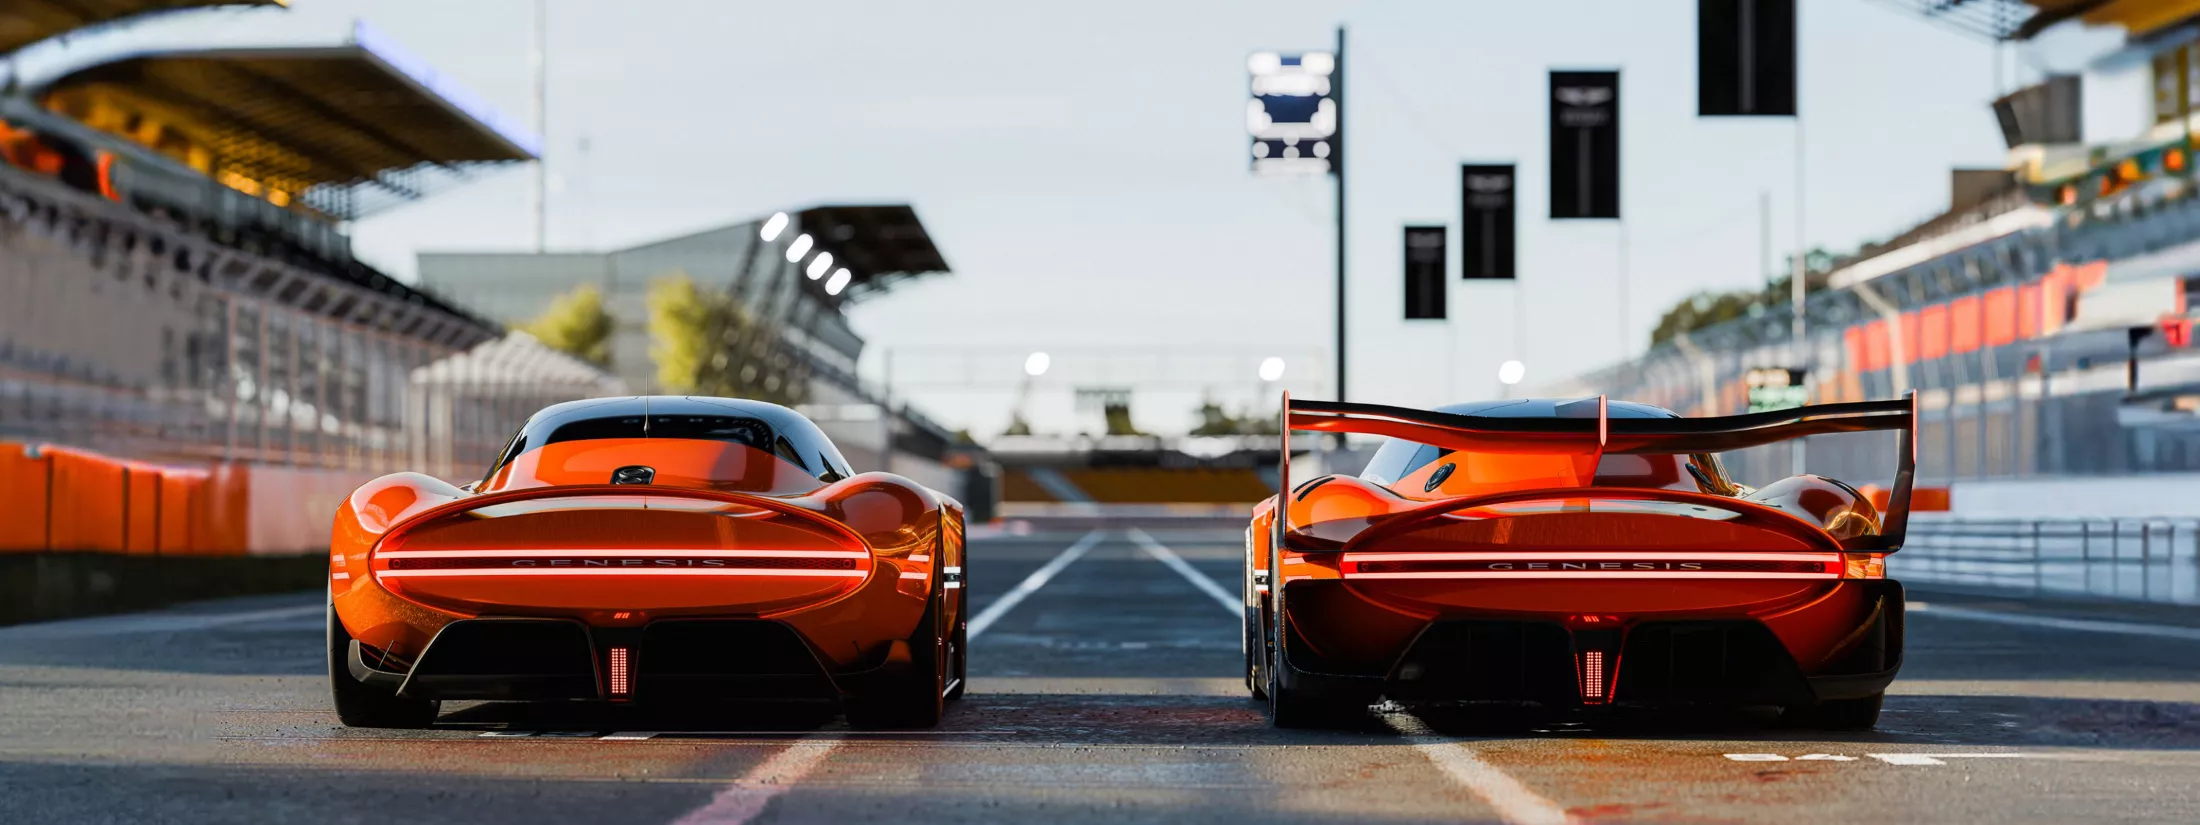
[1138,531,1571,825]
[1127,527,1240,613]
[668,736,838,825]
[966,527,1106,638]
[655,528,1097,824]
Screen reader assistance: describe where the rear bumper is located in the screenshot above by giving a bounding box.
[349,615,911,702]
[334,561,934,700]
[1274,579,1904,708]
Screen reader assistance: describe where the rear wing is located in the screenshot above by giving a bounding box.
[1273,390,1918,553]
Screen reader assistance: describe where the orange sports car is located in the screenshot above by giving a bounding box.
[328,396,966,729]
[1246,394,1914,729]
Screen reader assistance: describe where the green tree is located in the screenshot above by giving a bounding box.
[647,272,806,405]
[520,283,613,367]
[1189,399,1280,436]
[1102,401,1145,436]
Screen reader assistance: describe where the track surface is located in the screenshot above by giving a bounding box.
[5,522,2200,824]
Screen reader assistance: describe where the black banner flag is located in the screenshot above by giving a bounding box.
[1404,226,1447,319]
[1460,164,1516,279]
[1550,70,1620,219]
[1699,0,1797,117]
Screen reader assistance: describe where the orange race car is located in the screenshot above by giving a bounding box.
[1245,394,1914,730]
[328,396,966,729]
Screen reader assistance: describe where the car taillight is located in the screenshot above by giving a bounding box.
[1842,553,1886,580]
[608,646,631,698]
[1581,650,1608,704]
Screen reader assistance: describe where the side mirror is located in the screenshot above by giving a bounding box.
[457,481,478,493]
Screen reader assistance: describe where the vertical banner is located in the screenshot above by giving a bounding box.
[1550,70,1620,219]
[1403,226,1447,319]
[1698,0,1797,117]
[1460,164,1516,279]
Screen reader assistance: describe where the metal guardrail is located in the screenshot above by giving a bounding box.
[1893,516,2200,606]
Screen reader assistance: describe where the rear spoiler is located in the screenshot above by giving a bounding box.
[1273,391,1918,553]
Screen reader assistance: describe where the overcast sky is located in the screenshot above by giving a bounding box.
[80,1,2122,435]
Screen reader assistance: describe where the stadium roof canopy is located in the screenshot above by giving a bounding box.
[1875,0,2200,40]
[31,22,539,220]
[796,205,952,302]
[0,0,285,57]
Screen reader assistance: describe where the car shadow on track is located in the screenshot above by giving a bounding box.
[1394,694,2200,751]
[431,698,842,734]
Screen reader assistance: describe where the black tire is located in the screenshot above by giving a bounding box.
[328,607,438,729]
[845,593,947,729]
[1786,692,1884,731]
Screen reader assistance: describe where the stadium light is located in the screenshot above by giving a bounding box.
[1259,357,1286,382]
[760,212,789,242]
[825,268,852,295]
[1498,360,1526,386]
[1024,352,1051,377]
[785,233,814,262]
[806,251,834,280]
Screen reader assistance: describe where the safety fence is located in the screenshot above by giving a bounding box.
[1891,516,2200,606]
[0,161,621,481]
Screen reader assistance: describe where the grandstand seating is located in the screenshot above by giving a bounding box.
[1059,467,1274,504]
[1001,468,1059,502]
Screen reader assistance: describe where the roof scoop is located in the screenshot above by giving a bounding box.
[610,465,655,485]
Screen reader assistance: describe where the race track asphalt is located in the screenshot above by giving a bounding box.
[3,521,2198,824]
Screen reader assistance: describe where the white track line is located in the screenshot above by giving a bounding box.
[966,528,1105,639]
[667,738,839,825]
[1126,527,1240,614]
[1912,602,2200,642]
[661,526,1101,824]
[1385,716,1574,825]
[1144,528,1573,825]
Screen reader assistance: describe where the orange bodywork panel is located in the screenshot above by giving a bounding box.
[1252,394,1912,708]
[331,437,962,678]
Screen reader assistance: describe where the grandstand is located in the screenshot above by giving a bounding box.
[0,3,617,558]
[990,433,1300,513]
[1549,2,2200,492]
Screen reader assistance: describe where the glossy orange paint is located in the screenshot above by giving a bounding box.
[1250,396,1912,715]
[331,438,963,678]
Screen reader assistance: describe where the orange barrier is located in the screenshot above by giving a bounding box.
[0,442,51,552]
[0,441,371,557]
[1861,485,1951,514]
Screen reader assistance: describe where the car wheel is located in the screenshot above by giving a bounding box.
[846,593,947,729]
[328,606,438,729]
[1786,692,1883,731]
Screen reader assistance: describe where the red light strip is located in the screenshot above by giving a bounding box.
[608,647,630,697]
[1339,551,1842,580]
[376,568,868,578]
[1344,570,1837,580]
[1345,551,1836,563]
[375,548,871,560]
